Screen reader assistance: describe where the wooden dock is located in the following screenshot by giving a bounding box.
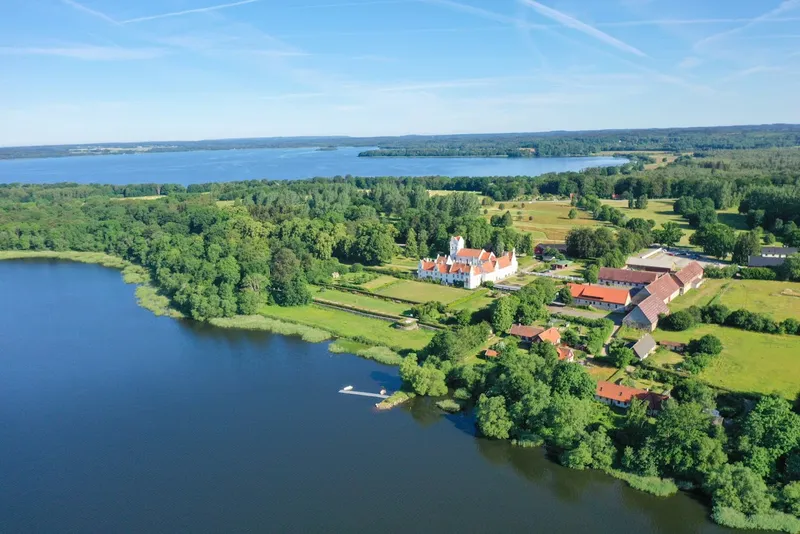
[338,389,389,400]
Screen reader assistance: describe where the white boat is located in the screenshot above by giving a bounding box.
[342,385,353,391]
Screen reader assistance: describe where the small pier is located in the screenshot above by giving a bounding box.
[338,389,389,399]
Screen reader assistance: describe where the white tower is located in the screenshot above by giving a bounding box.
[450,236,465,258]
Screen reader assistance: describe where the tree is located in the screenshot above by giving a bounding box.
[519,232,535,256]
[568,208,578,219]
[690,223,736,259]
[585,264,599,284]
[636,195,649,210]
[661,309,698,331]
[270,248,312,306]
[558,286,574,305]
[732,230,762,266]
[610,345,637,369]
[654,222,685,248]
[405,228,419,258]
[779,254,800,282]
[739,395,800,478]
[672,380,716,411]
[399,355,447,396]
[551,362,596,399]
[781,481,800,516]
[705,463,772,516]
[454,308,472,327]
[350,220,396,265]
[491,296,519,333]
[476,394,513,439]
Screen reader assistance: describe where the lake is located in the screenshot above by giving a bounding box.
[0,260,738,533]
[0,147,624,185]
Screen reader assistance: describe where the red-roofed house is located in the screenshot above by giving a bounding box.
[484,349,499,358]
[509,325,562,345]
[569,283,632,312]
[417,236,518,289]
[670,261,704,295]
[595,381,670,413]
[557,346,575,362]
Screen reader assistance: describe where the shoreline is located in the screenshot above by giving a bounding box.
[3,251,800,532]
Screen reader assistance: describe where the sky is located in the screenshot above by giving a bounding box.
[1,0,799,146]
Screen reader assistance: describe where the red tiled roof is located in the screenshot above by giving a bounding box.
[509,324,545,338]
[635,294,670,324]
[644,275,680,301]
[672,261,704,287]
[496,253,513,269]
[569,283,631,306]
[480,260,496,274]
[537,327,561,344]
[596,381,670,411]
[456,248,483,258]
[598,267,660,285]
[485,349,499,358]
[557,345,574,361]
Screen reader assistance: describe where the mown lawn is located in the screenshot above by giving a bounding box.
[671,279,800,321]
[652,325,800,398]
[357,274,400,291]
[375,279,473,304]
[259,304,434,351]
[448,288,496,312]
[312,286,411,316]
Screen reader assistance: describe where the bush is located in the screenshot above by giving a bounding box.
[436,399,462,413]
[453,387,472,401]
[702,303,731,325]
[705,265,738,279]
[661,310,698,331]
[741,267,777,280]
[604,468,678,497]
[688,334,723,356]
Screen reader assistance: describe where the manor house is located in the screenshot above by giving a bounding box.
[417,236,518,289]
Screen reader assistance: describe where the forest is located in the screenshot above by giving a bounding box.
[2,146,800,531]
[2,124,799,160]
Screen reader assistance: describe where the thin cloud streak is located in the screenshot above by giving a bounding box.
[60,0,119,24]
[695,0,800,48]
[519,0,647,57]
[121,0,261,24]
[421,0,549,30]
[600,16,800,27]
[0,46,166,60]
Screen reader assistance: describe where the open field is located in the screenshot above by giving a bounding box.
[375,279,473,304]
[586,363,618,382]
[259,304,433,351]
[312,286,411,316]
[671,279,800,321]
[375,257,419,272]
[652,325,800,398]
[110,195,164,202]
[484,200,608,242]
[448,288,496,312]
[594,151,679,170]
[358,274,400,291]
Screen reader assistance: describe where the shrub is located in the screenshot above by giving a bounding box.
[711,506,800,533]
[436,399,462,413]
[661,310,698,331]
[702,303,731,325]
[453,387,472,401]
[688,334,723,356]
[741,267,777,280]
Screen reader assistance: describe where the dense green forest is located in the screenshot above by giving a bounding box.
[2,146,800,531]
[2,124,798,160]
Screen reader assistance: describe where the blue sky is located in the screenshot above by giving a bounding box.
[1,0,799,145]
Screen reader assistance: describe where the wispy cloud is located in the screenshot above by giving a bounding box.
[421,0,548,30]
[695,0,800,48]
[260,92,327,101]
[60,0,119,24]
[599,16,800,27]
[0,45,166,60]
[722,65,787,82]
[519,0,647,57]
[121,0,260,24]
[287,0,417,7]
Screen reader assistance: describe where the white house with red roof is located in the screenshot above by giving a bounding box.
[417,236,518,289]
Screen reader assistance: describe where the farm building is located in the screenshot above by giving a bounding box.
[632,334,658,360]
[598,267,660,290]
[595,381,670,413]
[569,284,631,312]
[623,294,670,331]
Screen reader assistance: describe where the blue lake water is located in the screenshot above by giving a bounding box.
[0,147,624,185]
[0,260,738,533]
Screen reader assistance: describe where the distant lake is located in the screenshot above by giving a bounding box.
[0,147,624,185]
[0,260,738,533]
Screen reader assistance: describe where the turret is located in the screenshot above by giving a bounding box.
[450,235,465,258]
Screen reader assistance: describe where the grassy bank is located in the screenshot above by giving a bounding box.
[209,315,332,343]
[329,339,404,365]
[603,468,678,497]
[0,250,129,268]
[259,303,433,351]
[712,506,800,533]
[376,390,415,410]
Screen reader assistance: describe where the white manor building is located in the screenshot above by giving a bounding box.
[417,236,518,289]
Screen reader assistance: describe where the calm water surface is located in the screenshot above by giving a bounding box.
[0,261,737,533]
[0,147,624,185]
